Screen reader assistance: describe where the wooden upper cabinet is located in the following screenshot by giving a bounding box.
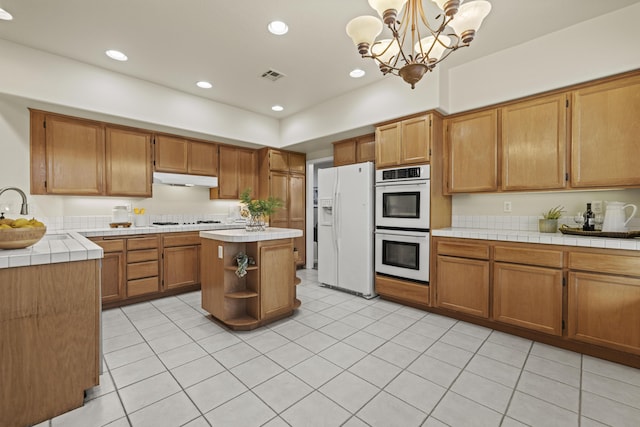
[376,115,430,168]
[215,146,257,199]
[502,94,568,191]
[44,114,105,195]
[333,133,375,167]
[106,127,152,197]
[269,150,289,172]
[571,74,640,188]
[154,135,188,173]
[445,109,498,193]
[189,141,218,176]
[288,152,306,174]
[154,135,217,176]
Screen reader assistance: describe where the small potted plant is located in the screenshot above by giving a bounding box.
[539,205,564,233]
[240,188,283,231]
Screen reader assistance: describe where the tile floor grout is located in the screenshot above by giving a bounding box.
[36,269,640,427]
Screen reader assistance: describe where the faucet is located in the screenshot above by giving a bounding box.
[0,187,29,215]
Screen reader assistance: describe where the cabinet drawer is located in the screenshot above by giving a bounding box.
[127,260,158,280]
[91,238,124,253]
[163,233,200,247]
[127,249,158,263]
[569,251,640,276]
[436,240,490,260]
[127,236,158,250]
[376,275,429,306]
[494,245,563,268]
[127,277,159,297]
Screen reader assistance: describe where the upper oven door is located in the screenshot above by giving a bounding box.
[375,180,430,230]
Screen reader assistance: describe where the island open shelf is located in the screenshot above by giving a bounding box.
[199,228,303,330]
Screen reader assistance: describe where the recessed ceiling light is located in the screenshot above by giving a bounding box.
[0,8,13,20]
[271,105,284,112]
[268,21,288,35]
[350,68,366,78]
[196,81,212,89]
[105,50,128,61]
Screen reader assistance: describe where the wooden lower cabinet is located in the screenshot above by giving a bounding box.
[493,263,563,335]
[436,255,490,318]
[90,238,125,304]
[260,242,295,320]
[375,274,429,308]
[162,232,201,290]
[568,271,640,355]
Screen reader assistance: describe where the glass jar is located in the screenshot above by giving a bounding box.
[112,205,129,223]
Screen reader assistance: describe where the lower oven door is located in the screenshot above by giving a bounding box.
[375,229,430,283]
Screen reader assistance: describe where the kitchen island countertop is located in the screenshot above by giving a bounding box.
[200,227,303,243]
[432,227,640,251]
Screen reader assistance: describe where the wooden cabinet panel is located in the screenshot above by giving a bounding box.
[445,109,498,193]
[289,152,306,174]
[568,250,640,276]
[333,140,356,166]
[127,260,159,280]
[493,263,563,335]
[289,174,305,222]
[571,74,640,188]
[163,246,200,290]
[494,245,563,268]
[502,94,568,191]
[269,150,289,172]
[126,248,158,263]
[163,233,200,247]
[376,122,401,168]
[100,251,125,303]
[436,255,490,318]
[127,236,158,250]
[154,135,188,173]
[45,115,105,195]
[568,272,640,355]
[375,274,430,307]
[127,277,160,297]
[269,172,289,223]
[237,148,257,196]
[217,146,257,199]
[401,115,430,165]
[105,127,152,197]
[436,240,490,259]
[260,242,294,320]
[356,134,376,163]
[189,141,217,176]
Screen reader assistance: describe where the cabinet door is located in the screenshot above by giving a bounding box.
[568,271,640,355]
[155,135,188,173]
[100,251,125,303]
[269,172,289,223]
[375,122,401,168]
[45,115,104,195]
[493,263,563,335]
[237,148,257,197]
[571,74,640,188]
[105,127,152,197]
[333,140,356,166]
[356,134,376,163]
[289,152,306,174]
[401,115,430,165]
[269,149,289,172]
[436,255,490,318]
[502,94,567,191]
[260,242,294,320]
[189,141,217,176]
[163,246,200,290]
[218,145,239,199]
[445,110,498,193]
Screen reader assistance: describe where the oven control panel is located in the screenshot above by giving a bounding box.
[376,165,430,183]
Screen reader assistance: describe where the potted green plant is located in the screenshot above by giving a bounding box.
[239,188,283,231]
[539,205,564,233]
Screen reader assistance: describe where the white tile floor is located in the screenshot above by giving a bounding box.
[36,269,640,427]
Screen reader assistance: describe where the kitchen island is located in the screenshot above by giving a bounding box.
[199,227,303,330]
[0,232,102,427]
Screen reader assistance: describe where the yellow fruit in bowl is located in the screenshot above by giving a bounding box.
[0,224,11,229]
[0,217,12,225]
[11,218,29,228]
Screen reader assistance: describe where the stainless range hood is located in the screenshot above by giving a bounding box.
[153,172,218,187]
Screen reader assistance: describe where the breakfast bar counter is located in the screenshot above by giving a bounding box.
[199,227,303,330]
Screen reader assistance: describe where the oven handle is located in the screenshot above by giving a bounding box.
[375,180,429,188]
[375,230,430,238]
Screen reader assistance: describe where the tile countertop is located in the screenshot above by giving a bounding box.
[200,227,303,243]
[0,223,246,269]
[432,227,640,251]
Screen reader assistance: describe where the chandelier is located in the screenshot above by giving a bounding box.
[346,0,492,88]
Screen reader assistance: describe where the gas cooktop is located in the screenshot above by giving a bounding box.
[152,220,222,226]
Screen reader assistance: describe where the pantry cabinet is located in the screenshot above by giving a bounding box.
[258,148,306,266]
[435,240,490,318]
[154,134,218,176]
[571,73,640,188]
[213,145,258,199]
[444,109,498,193]
[376,115,430,168]
[333,133,375,166]
[501,93,568,191]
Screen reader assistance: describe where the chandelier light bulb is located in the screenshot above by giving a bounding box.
[414,35,451,62]
[431,0,461,16]
[448,0,492,43]
[346,16,383,55]
[371,39,400,64]
[368,0,408,24]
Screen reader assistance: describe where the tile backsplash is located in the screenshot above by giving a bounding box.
[41,213,231,231]
[451,215,640,231]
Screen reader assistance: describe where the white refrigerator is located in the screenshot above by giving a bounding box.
[318,162,375,298]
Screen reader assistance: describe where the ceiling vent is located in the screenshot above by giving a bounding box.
[260,69,286,82]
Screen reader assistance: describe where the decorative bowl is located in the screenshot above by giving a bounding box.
[0,226,47,249]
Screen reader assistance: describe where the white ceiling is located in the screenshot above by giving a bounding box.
[0,0,638,120]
